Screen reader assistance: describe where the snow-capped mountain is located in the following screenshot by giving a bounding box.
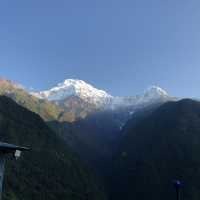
[110,85,170,109]
[32,79,113,108]
[0,78,173,122]
[141,85,169,101]
[32,79,172,111]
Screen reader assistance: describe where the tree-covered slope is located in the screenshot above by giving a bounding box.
[0,79,64,121]
[0,96,106,200]
[111,99,200,200]
[48,110,123,171]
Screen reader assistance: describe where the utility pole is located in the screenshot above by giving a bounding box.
[173,180,183,200]
[0,142,29,200]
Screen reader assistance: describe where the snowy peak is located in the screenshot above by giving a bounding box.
[141,86,168,101]
[143,85,168,96]
[32,79,171,111]
[32,79,113,107]
[111,86,169,108]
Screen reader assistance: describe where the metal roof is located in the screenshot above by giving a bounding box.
[0,142,30,153]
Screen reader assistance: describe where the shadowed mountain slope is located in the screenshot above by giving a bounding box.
[0,96,106,200]
[111,99,200,200]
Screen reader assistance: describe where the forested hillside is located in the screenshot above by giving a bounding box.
[111,99,200,200]
[0,96,106,200]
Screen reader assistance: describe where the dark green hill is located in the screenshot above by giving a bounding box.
[48,104,163,177]
[111,99,200,200]
[48,110,123,170]
[0,96,106,200]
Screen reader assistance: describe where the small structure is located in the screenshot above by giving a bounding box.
[0,142,29,199]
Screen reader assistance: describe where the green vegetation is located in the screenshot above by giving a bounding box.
[0,79,63,121]
[0,96,106,200]
[0,79,98,123]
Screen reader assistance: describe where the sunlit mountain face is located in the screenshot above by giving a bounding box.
[32,79,174,121]
[0,78,63,121]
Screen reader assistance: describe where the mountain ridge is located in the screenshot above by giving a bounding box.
[110,98,200,200]
[0,78,174,122]
[32,79,172,110]
[0,78,64,121]
[32,79,113,108]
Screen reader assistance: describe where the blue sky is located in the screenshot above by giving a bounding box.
[0,0,200,97]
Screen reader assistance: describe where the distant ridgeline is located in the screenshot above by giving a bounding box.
[0,96,106,200]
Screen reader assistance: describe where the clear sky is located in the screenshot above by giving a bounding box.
[0,0,200,97]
